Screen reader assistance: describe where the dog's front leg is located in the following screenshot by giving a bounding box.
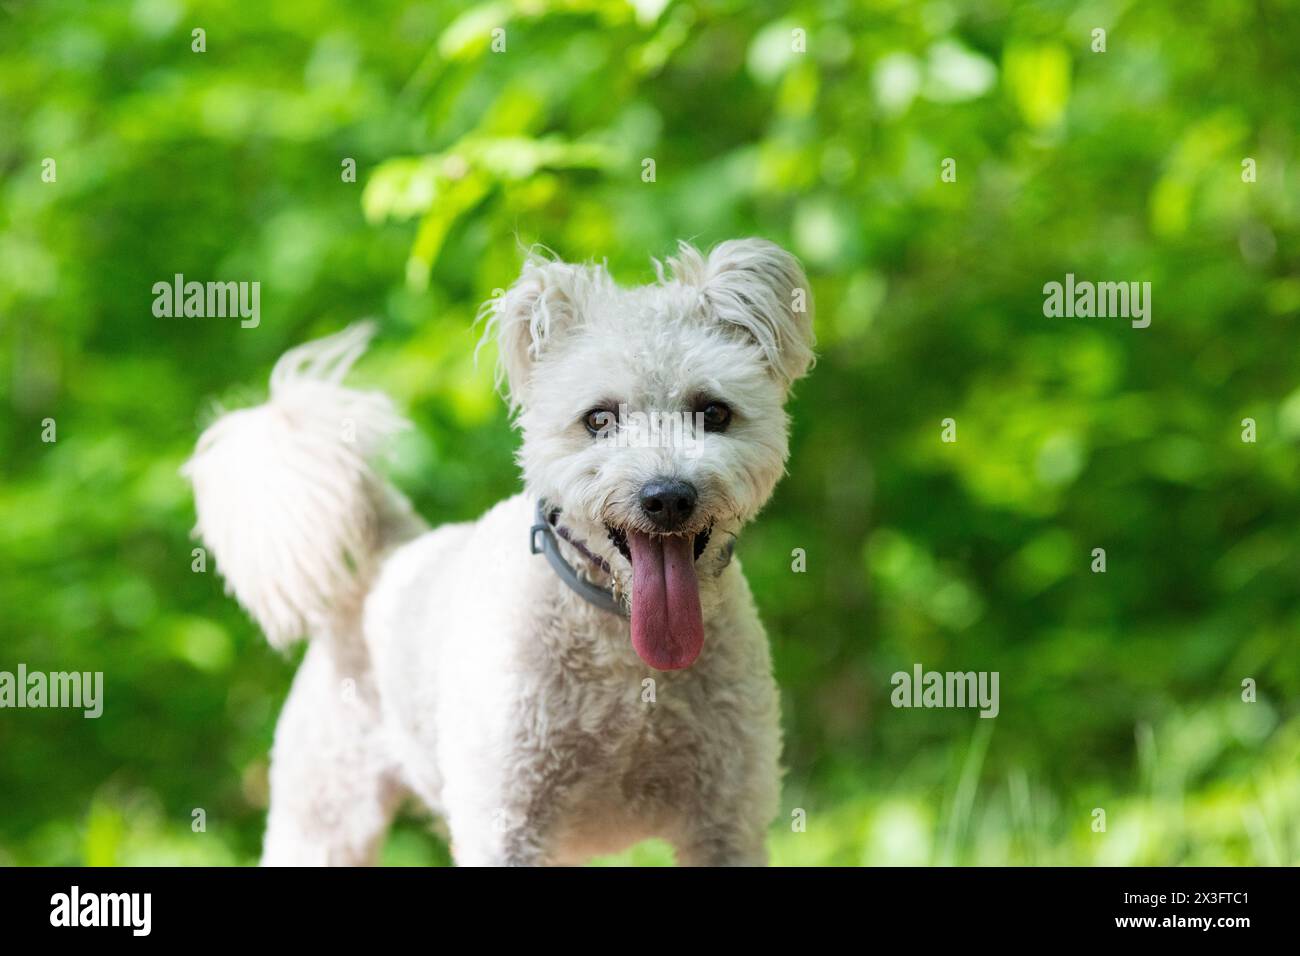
[440,704,580,866]
[442,788,569,867]
[442,737,586,866]
[668,689,781,867]
[443,812,548,867]
[672,822,770,867]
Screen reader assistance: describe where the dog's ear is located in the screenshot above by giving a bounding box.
[667,238,815,389]
[481,254,598,410]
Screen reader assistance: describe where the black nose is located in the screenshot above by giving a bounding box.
[639,478,698,532]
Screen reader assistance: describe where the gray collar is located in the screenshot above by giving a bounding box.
[529,500,628,618]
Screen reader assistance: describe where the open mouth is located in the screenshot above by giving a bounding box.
[605,523,712,672]
[606,525,710,562]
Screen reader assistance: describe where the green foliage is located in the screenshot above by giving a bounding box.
[1,0,1298,865]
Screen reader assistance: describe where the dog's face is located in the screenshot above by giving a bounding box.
[487,239,814,670]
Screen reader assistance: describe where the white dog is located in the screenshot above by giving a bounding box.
[185,238,814,866]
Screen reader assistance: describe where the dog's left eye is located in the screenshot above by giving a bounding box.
[584,408,617,436]
[699,401,732,432]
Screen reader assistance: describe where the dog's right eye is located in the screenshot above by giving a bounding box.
[584,408,616,436]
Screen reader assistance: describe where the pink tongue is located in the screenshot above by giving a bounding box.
[628,531,704,670]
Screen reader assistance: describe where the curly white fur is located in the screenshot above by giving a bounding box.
[184,323,422,648]
[187,239,814,866]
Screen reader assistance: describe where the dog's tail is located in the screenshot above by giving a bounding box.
[183,323,425,649]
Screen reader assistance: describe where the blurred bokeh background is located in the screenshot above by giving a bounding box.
[2,0,1298,865]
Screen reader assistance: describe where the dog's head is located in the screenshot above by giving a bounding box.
[484,238,814,670]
